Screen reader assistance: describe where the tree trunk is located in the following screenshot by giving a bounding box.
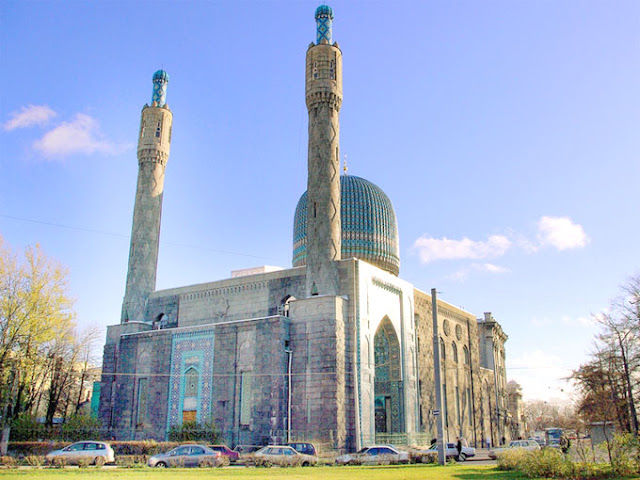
[0,426,10,455]
[617,332,639,434]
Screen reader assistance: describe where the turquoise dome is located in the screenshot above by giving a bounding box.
[315,5,334,19]
[293,175,400,276]
[153,70,170,83]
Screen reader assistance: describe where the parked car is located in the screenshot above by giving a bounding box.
[234,444,264,456]
[287,442,317,456]
[489,439,541,459]
[253,445,318,467]
[207,444,239,463]
[148,444,222,467]
[45,441,114,466]
[422,442,476,461]
[335,445,410,465]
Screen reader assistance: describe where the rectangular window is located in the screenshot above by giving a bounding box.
[455,386,461,426]
[467,388,473,424]
[240,372,252,425]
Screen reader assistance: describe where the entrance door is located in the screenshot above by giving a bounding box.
[375,395,391,433]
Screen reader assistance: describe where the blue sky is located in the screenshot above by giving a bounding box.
[2,0,639,402]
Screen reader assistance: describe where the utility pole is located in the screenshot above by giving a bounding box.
[432,288,446,465]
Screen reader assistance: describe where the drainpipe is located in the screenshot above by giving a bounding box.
[285,346,293,443]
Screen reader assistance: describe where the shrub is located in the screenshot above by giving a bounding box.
[117,455,149,468]
[167,421,217,443]
[603,433,640,477]
[520,448,569,478]
[60,414,102,441]
[496,448,531,471]
[0,456,18,468]
[25,455,45,467]
[77,456,92,468]
[10,413,45,441]
[51,456,68,468]
[409,451,437,464]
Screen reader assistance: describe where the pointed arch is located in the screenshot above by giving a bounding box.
[373,317,404,435]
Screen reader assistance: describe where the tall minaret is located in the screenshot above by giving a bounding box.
[121,70,173,323]
[305,5,342,297]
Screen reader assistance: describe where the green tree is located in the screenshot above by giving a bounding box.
[0,236,75,453]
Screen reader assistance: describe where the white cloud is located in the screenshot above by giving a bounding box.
[560,315,599,328]
[481,263,510,274]
[413,234,511,264]
[447,262,510,281]
[537,216,589,251]
[4,105,57,131]
[33,113,129,159]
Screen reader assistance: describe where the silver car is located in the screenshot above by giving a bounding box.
[336,445,410,465]
[254,445,318,467]
[45,441,115,466]
[148,444,222,467]
[489,439,541,459]
[423,442,476,461]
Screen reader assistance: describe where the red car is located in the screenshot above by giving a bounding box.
[208,445,240,463]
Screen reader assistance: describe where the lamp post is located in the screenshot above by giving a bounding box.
[432,288,446,465]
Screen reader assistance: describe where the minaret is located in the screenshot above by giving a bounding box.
[305,5,342,297]
[121,70,173,323]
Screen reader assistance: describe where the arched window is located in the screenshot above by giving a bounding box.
[184,368,198,397]
[452,342,458,363]
[463,345,470,366]
[440,338,446,362]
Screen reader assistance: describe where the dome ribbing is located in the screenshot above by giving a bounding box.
[293,175,400,276]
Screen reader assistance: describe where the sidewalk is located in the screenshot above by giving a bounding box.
[467,448,492,461]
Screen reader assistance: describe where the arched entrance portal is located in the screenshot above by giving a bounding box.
[374,318,404,434]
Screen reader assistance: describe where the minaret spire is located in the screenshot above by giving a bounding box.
[121,70,173,323]
[305,5,342,297]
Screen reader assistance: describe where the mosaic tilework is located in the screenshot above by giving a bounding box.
[315,5,334,44]
[167,330,214,428]
[152,70,170,107]
[293,175,400,275]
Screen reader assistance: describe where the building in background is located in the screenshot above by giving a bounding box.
[99,5,513,451]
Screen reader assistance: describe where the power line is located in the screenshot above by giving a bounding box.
[0,214,275,261]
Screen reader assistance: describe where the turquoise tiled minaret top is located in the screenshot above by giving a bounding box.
[152,70,170,107]
[293,175,400,276]
[315,4,334,44]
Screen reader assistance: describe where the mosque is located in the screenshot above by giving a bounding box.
[98,5,521,451]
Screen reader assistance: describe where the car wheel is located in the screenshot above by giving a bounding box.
[156,461,167,468]
[94,457,105,467]
[263,461,272,468]
[302,461,310,467]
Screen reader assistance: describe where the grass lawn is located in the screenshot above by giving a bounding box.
[0,465,528,480]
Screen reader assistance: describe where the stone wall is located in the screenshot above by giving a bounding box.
[414,289,486,447]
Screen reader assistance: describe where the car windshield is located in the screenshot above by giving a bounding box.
[356,448,368,454]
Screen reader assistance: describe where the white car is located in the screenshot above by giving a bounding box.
[489,439,541,459]
[336,445,410,465]
[45,441,115,466]
[422,442,476,461]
